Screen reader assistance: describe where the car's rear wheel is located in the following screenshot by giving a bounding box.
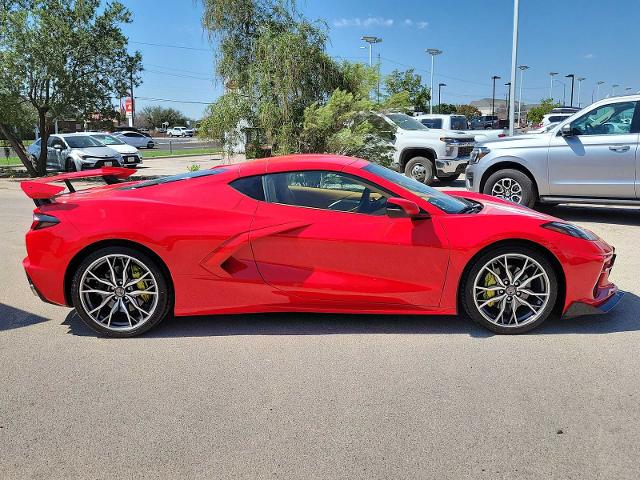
[483,169,537,207]
[461,246,558,334]
[147,142,154,149]
[404,156,435,185]
[70,247,171,337]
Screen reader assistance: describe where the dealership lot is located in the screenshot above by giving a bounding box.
[1,175,639,479]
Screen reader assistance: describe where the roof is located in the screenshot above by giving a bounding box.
[238,154,364,176]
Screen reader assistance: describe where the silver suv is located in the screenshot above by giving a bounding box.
[465,95,639,207]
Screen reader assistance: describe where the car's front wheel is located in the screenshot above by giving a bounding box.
[461,246,558,334]
[70,246,171,337]
[404,156,435,185]
[483,169,537,207]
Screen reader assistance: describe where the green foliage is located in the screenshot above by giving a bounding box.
[0,0,142,175]
[139,106,189,129]
[300,89,396,166]
[187,163,201,172]
[384,69,430,113]
[527,98,561,125]
[455,104,481,119]
[433,103,458,115]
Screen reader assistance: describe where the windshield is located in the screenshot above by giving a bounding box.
[386,113,428,131]
[64,136,105,148]
[363,163,468,214]
[91,134,125,146]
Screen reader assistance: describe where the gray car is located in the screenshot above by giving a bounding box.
[465,95,640,207]
[27,133,123,172]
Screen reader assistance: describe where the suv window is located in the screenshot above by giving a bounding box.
[570,101,637,135]
[263,170,391,215]
[420,118,443,129]
[450,116,468,130]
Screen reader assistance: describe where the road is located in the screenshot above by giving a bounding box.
[1,177,639,479]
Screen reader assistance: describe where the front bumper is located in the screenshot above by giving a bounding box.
[464,163,482,191]
[436,156,469,177]
[564,290,624,318]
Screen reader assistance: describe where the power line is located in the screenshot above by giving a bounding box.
[131,40,213,52]
[145,69,214,82]
[135,95,215,105]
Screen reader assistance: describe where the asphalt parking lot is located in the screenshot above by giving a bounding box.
[1,175,639,479]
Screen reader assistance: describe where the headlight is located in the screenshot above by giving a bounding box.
[541,221,598,240]
[469,146,490,164]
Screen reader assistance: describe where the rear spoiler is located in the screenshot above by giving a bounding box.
[21,167,136,205]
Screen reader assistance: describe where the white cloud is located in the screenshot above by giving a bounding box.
[584,53,595,59]
[401,19,428,29]
[333,17,395,28]
[416,21,429,29]
[404,19,413,26]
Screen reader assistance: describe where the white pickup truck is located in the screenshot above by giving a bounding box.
[382,113,476,185]
[415,114,507,143]
[167,126,194,137]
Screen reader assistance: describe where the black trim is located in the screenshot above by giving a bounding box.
[563,291,625,318]
[631,100,640,134]
[539,196,640,206]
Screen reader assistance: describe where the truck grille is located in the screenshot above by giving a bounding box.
[458,146,473,157]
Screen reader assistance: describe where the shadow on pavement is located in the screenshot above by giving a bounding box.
[0,303,50,332]
[62,291,640,338]
[538,204,640,226]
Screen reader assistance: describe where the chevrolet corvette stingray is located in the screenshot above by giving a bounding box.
[21,155,622,337]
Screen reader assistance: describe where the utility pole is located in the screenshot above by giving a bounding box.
[508,0,519,136]
[517,65,529,127]
[361,36,382,67]
[438,83,446,112]
[576,77,586,107]
[612,84,619,96]
[491,75,501,117]
[377,52,381,104]
[549,72,558,100]
[505,82,511,121]
[129,69,135,127]
[596,81,604,100]
[565,74,575,107]
[426,48,442,114]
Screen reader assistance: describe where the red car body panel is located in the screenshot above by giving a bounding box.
[22,157,618,320]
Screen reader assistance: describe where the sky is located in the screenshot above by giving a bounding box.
[121,0,640,120]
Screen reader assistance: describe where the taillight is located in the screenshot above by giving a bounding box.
[31,213,59,230]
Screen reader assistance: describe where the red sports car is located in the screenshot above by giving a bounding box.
[21,155,621,337]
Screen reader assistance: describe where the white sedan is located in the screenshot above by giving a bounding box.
[89,133,143,167]
[113,131,155,149]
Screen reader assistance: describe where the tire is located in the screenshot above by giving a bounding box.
[460,245,558,334]
[436,174,460,185]
[70,246,172,337]
[483,169,537,208]
[65,158,77,172]
[147,142,154,149]
[404,156,435,185]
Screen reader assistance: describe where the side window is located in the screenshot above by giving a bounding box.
[230,176,265,201]
[421,119,443,129]
[263,170,390,215]
[570,101,637,135]
[47,136,65,148]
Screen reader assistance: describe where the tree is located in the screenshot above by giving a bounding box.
[384,69,430,113]
[0,0,142,176]
[139,106,189,129]
[433,103,457,115]
[456,104,481,119]
[526,98,561,125]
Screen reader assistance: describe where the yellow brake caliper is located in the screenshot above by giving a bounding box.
[483,272,497,307]
[131,264,150,303]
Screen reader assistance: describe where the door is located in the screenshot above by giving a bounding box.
[248,169,450,308]
[548,100,639,198]
[46,136,67,170]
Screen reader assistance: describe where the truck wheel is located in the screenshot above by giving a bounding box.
[404,156,435,185]
[483,169,537,208]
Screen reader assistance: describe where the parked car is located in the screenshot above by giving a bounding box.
[415,114,508,142]
[27,133,123,172]
[466,95,640,207]
[88,133,142,168]
[470,115,500,130]
[112,126,151,138]
[382,113,475,185]
[21,156,621,337]
[167,126,194,137]
[538,113,573,128]
[112,131,155,149]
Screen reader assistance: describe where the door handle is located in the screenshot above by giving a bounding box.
[608,145,630,152]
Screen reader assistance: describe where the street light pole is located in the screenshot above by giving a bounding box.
[505,82,511,121]
[361,36,382,67]
[426,48,442,114]
[596,81,604,100]
[491,75,501,117]
[612,84,619,96]
[549,72,558,101]
[438,83,446,112]
[576,77,585,107]
[517,65,529,127]
[565,74,575,107]
[508,0,520,136]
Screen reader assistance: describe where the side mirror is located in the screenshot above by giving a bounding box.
[53,144,63,150]
[386,197,430,220]
[560,123,573,136]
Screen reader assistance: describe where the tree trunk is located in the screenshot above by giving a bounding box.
[36,109,49,176]
[0,123,38,177]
